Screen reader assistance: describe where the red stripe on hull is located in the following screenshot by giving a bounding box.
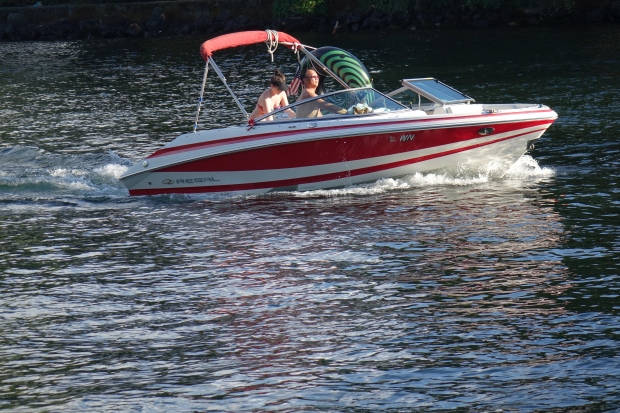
[129,128,546,196]
[159,120,553,173]
[147,110,556,160]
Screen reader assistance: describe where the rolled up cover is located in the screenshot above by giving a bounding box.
[200,31,301,61]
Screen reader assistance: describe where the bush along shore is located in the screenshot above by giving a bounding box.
[1,0,620,41]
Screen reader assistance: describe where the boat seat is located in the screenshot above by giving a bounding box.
[445,104,484,115]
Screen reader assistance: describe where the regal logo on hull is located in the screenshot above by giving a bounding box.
[162,177,220,185]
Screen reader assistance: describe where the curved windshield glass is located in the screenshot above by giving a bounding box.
[255,88,409,122]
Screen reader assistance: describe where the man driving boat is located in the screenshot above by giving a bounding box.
[295,69,346,118]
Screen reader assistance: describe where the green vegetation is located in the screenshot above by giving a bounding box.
[272,0,328,18]
[272,0,574,18]
[0,0,147,6]
[355,0,411,14]
[0,0,574,18]
[0,0,250,6]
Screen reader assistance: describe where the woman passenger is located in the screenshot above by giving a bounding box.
[249,69,294,121]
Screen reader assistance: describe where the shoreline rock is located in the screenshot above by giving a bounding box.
[1,0,620,41]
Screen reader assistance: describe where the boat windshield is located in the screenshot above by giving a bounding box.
[255,87,409,123]
[388,78,474,105]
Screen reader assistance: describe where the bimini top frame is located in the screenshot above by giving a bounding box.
[193,30,356,132]
[194,30,303,131]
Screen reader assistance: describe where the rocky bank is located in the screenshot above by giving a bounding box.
[1,0,620,41]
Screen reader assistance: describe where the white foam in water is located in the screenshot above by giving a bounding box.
[49,168,68,178]
[93,164,130,179]
[87,163,133,196]
[50,168,88,178]
[62,180,94,191]
[398,171,490,187]
[505,155,555,178]
[289,156,554,198]
[48,168,95,190]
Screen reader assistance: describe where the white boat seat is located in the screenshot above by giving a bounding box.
[445,104,484,115]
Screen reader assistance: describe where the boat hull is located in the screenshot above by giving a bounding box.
[120,110,556,196]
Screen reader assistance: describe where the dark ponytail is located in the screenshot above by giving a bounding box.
[271,69,285,86]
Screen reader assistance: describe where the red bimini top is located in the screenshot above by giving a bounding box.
[199,31,301,61]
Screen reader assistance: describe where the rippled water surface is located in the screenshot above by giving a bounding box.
[1,27,620,412]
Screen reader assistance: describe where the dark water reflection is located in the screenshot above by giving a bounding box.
[1,26,620,411]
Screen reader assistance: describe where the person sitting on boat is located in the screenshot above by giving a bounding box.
[249,69,295,121]
[295,68,346,118]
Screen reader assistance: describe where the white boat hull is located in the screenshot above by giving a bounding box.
[120,107,557,196]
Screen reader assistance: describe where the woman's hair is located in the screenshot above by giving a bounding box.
[270,69,286,86]
[270,69,288,92]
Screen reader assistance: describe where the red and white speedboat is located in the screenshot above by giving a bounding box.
[120,30,557,196]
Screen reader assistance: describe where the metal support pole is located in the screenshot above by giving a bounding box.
[209,58,249,119]
[193,62,209,132]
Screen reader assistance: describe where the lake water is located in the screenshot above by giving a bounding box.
[1,26,620,412]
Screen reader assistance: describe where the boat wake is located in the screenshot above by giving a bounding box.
[0,146,132,203]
